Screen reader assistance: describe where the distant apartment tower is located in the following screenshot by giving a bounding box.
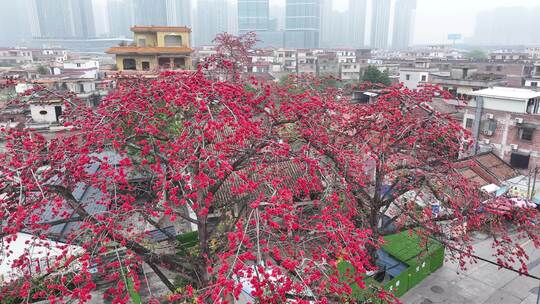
[33,0,95,38]
[166,0,191,27]
[195,0,229,46]
[238,0,269,31]
[370,0,391,49]
[473,7,531,46]
[133,0,168,26]
[0,1,32,45]
[238,0,283,47]
[108,0,135,37]
[392,0,417,49]
[349,0,367,47]
[320,0,350,48]
[285,0,320,49]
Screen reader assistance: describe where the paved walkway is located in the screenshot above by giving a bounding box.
[401,234,540,304]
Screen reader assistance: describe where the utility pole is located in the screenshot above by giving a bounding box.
[471,96,484,156]
[530,166,538,201]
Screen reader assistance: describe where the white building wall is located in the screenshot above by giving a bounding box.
[469,97,528,113]
[30,104,64,123]
[399,69,429,89]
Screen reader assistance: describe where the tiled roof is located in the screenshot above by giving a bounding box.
[131,26,191,33]
[106,46,193,55]
[455,151,518,186]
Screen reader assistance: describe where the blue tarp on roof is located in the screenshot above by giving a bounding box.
[376,249,408,278]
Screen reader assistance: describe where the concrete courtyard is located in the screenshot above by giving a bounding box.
[401,233,540,304]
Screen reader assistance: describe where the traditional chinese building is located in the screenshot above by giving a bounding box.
[106,26,193,71]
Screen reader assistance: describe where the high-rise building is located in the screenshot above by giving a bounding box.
[349,0,367,47]
[108,0,135,38]
[472,7,531,46]
[370,0,391,49]
[392,0,416,49]
[133,0,167,26]
[0,0,32,45]
[320,0,351,48]
[70,0,96,38]
[238,0,282,47]
[238,0,269,32]
[285,0,320,48]
[33,0,96,38]
[195,0,229,46]
[166,0,191,27]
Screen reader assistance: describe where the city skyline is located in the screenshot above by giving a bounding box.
[2,0,540,48]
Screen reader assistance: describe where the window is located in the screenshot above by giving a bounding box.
[531,82,538,87]
[519,127,534,141]
[496,66,503,72]
[510,152,530,169]
[39,110,48,115]
[465,118,474,128]
[122,58,136,70]
[406,74,411,80]
[138,38,146,47]
[164,35,182,47]
[76,63,81,67]
[142,61,150,71]
[421,75,427,82]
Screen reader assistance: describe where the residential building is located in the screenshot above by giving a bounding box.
[133,0,168,26]
[284,0,320,49]
[107,26,193,71]
[195,0,229,46]
[0,48,34,65]
[430,66,507,99]
[525,45,540,60]
[398,61,438,89]
[392,0,417,49]
[316,52,339,78]
[107,0,135,38]
[349,0,367,48]
[370,0,391,49]
[464,87,540,170]
[525,61,540,88]
[63,60,100,79]
[32,48,69,63]
[489,51,528,62]
[275,48,298,73]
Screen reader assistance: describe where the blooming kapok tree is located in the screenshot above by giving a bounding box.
[277,77,540,272]
[0,32,539,304]
[0,45,378,303]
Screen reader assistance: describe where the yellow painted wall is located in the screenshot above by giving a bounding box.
[156,32,191,48]
[134,33,158,47]
[116,55,158,71]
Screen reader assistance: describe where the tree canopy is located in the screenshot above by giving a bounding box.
[361,65,392,86]
[0,34,538,304]
[467,49,488,60]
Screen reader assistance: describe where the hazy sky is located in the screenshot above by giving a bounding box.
[272,0,540,44]
[94,0,540,44]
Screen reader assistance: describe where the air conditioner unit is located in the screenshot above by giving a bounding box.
[486,113,494,119]
[483,139,491,144]
[515,117,524,124]
[483,130,494,136]
[510,144,519,150]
